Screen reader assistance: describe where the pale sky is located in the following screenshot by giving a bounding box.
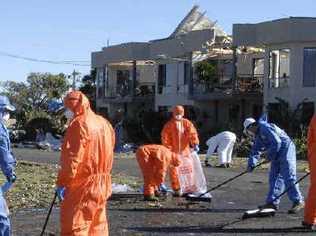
[1,0,315,82]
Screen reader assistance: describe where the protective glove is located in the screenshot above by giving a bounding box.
[56,187,66,201]
[193,144,200,153]
[6,173,16,184]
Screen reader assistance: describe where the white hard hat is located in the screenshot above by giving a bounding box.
[243,118,256,134]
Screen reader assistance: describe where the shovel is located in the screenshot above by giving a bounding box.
[40,192,57,236]
[186,161,266,202]
[242,172,310,219]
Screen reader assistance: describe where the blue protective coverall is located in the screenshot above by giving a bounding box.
[248,118,303,206]
[0,120,16,235]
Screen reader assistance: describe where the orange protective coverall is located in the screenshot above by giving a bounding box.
[57,91,115,236]
[304,115,316,225]
[136,144,179,196]
[161,105,199,190]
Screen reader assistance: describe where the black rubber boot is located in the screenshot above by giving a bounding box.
[288,201,304,214]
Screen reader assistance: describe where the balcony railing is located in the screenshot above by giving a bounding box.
[192,74,263,96]
[236,74,263,93]
[135,82,155,97]
[100,82,155,102]
[268,76,289,88]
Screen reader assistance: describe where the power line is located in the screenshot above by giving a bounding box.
[0,50,91,66]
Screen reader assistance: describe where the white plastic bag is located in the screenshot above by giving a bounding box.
[177,152,211,197]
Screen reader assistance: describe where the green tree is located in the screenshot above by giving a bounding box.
[195,60,218,90]
[0,72,70,130]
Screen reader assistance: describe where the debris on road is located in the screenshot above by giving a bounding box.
[112,183,134,193]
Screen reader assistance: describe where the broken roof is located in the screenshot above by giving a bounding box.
[92,5,225,65]
[170,5,227,38]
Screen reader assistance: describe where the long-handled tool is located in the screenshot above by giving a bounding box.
[40,192,57,236]
[242,172,310,219]
[186,161,266,202]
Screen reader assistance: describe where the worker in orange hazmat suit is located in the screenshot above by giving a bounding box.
[303,116,316,231]
[161,105,199,196]
[136,144,180,201]
[56,91,115,236]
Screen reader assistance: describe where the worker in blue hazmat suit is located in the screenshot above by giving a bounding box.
[0,96,17,235]
[244,114,304,214]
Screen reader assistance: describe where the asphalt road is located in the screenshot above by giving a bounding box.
[11,148,313,235]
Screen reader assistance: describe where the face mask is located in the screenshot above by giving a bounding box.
[2,112,10,122]
[64,109,74,120]
[175,115,183,121]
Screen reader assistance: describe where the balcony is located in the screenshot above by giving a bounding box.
[237,74,263,93]
[99,82,155,103]
[191,74,263,100]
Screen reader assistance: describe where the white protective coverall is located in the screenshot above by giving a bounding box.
[205,131,236,165]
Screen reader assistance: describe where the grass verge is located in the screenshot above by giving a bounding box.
[5,161,141,212]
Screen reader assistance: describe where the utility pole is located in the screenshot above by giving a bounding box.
[72,70,79,90]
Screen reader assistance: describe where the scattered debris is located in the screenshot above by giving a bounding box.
[112,183,134,193]
[37,133,62,151]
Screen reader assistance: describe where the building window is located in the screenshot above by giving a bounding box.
[303,48,316,87]
[269,49,290,88]
[158,64,166,94]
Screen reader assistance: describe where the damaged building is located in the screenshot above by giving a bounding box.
[233,17,316,126]
[91,5,264,140]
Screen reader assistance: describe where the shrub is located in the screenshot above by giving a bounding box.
[293,127,308,160]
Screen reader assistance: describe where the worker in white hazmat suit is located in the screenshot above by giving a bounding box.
[205,131,236,168]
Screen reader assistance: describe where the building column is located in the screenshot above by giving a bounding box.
[232,46,238,91]
[132,60,137,97]
[188,52,194,96]
[241,98,246,122]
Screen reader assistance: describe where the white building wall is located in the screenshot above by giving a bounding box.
[264,42,316,110]
[155,62,194,110]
